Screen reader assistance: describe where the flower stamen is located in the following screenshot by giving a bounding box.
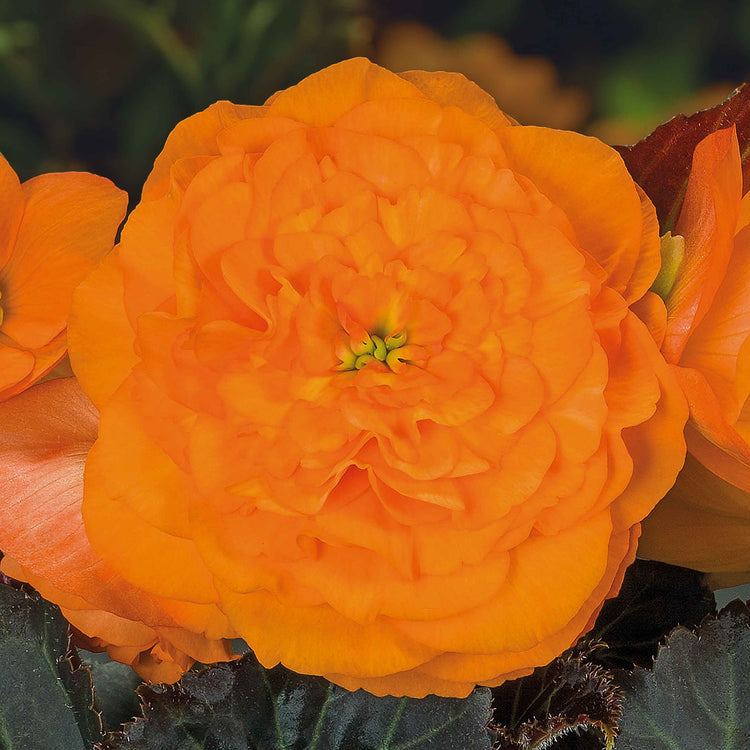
[336,329,409,372]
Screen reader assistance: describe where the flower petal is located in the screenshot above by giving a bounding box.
[680,222,750,422]
[672,365,750,493]
[393,511,613,654]
[0,172,126,350]
[0,379,235,649]
[639,452,750,574]
[663,126,742,361]
[0,346,34,395]
[68,251,138,407]
[82,389,219,605]
[0,153,24,269]
[143,100,260,201]
[217,585,438,679]
[498,126,651,303]
[266,58,422,126]
[398,69,515,131]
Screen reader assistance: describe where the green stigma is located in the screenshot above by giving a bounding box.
[337,330,408,372]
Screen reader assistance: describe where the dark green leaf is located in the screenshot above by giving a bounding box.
[103,651,492,750]
[616,601,750,750]
[489,647,621,750]
[80,651,143,732]
[585,559,715,670]
[0,580,102,750]
[616,84,750,232]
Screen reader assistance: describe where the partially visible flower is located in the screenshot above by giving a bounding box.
[635,127,750,585]
[0,58,687,696]
[0,156,126,401]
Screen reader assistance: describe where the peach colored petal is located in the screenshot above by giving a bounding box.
[607,316,688,530]
[411,526,636,688]
[82,417,219,604]
[625,185,663,303]
[737,188,750,233]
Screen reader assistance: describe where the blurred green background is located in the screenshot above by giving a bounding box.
[0,0,748,197]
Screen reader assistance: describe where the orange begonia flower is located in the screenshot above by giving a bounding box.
[0,59,688,697]
[636,127,750,585]
[0,156,127,400]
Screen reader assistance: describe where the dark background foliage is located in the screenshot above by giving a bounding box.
[1,0,750,196]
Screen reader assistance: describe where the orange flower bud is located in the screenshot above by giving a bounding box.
[0,59,687,696]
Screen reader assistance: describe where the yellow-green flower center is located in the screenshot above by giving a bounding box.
[336,330,409,372]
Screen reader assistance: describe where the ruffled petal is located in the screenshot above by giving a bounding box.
[607,315,688,530]
[393,511,613,654]
[398,70,515,131]
[143,100,260,201]
[217,585,438,679]
[68,250,138,408]
[630,291,667,349]
[266,58,422,126]
[82,382,219,605]
[498,126,650,302]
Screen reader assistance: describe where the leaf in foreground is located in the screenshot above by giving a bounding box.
[0,580,101,750]
[103,650,492,750]
[616,600,750,750]
[615,83,750,233]
[80,650,142,732]
[489,647,621,750]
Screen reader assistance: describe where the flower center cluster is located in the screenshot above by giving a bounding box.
[335,330,410,373]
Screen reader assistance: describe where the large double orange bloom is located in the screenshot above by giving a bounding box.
[0,59,687,696]
[637,127,750,586]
